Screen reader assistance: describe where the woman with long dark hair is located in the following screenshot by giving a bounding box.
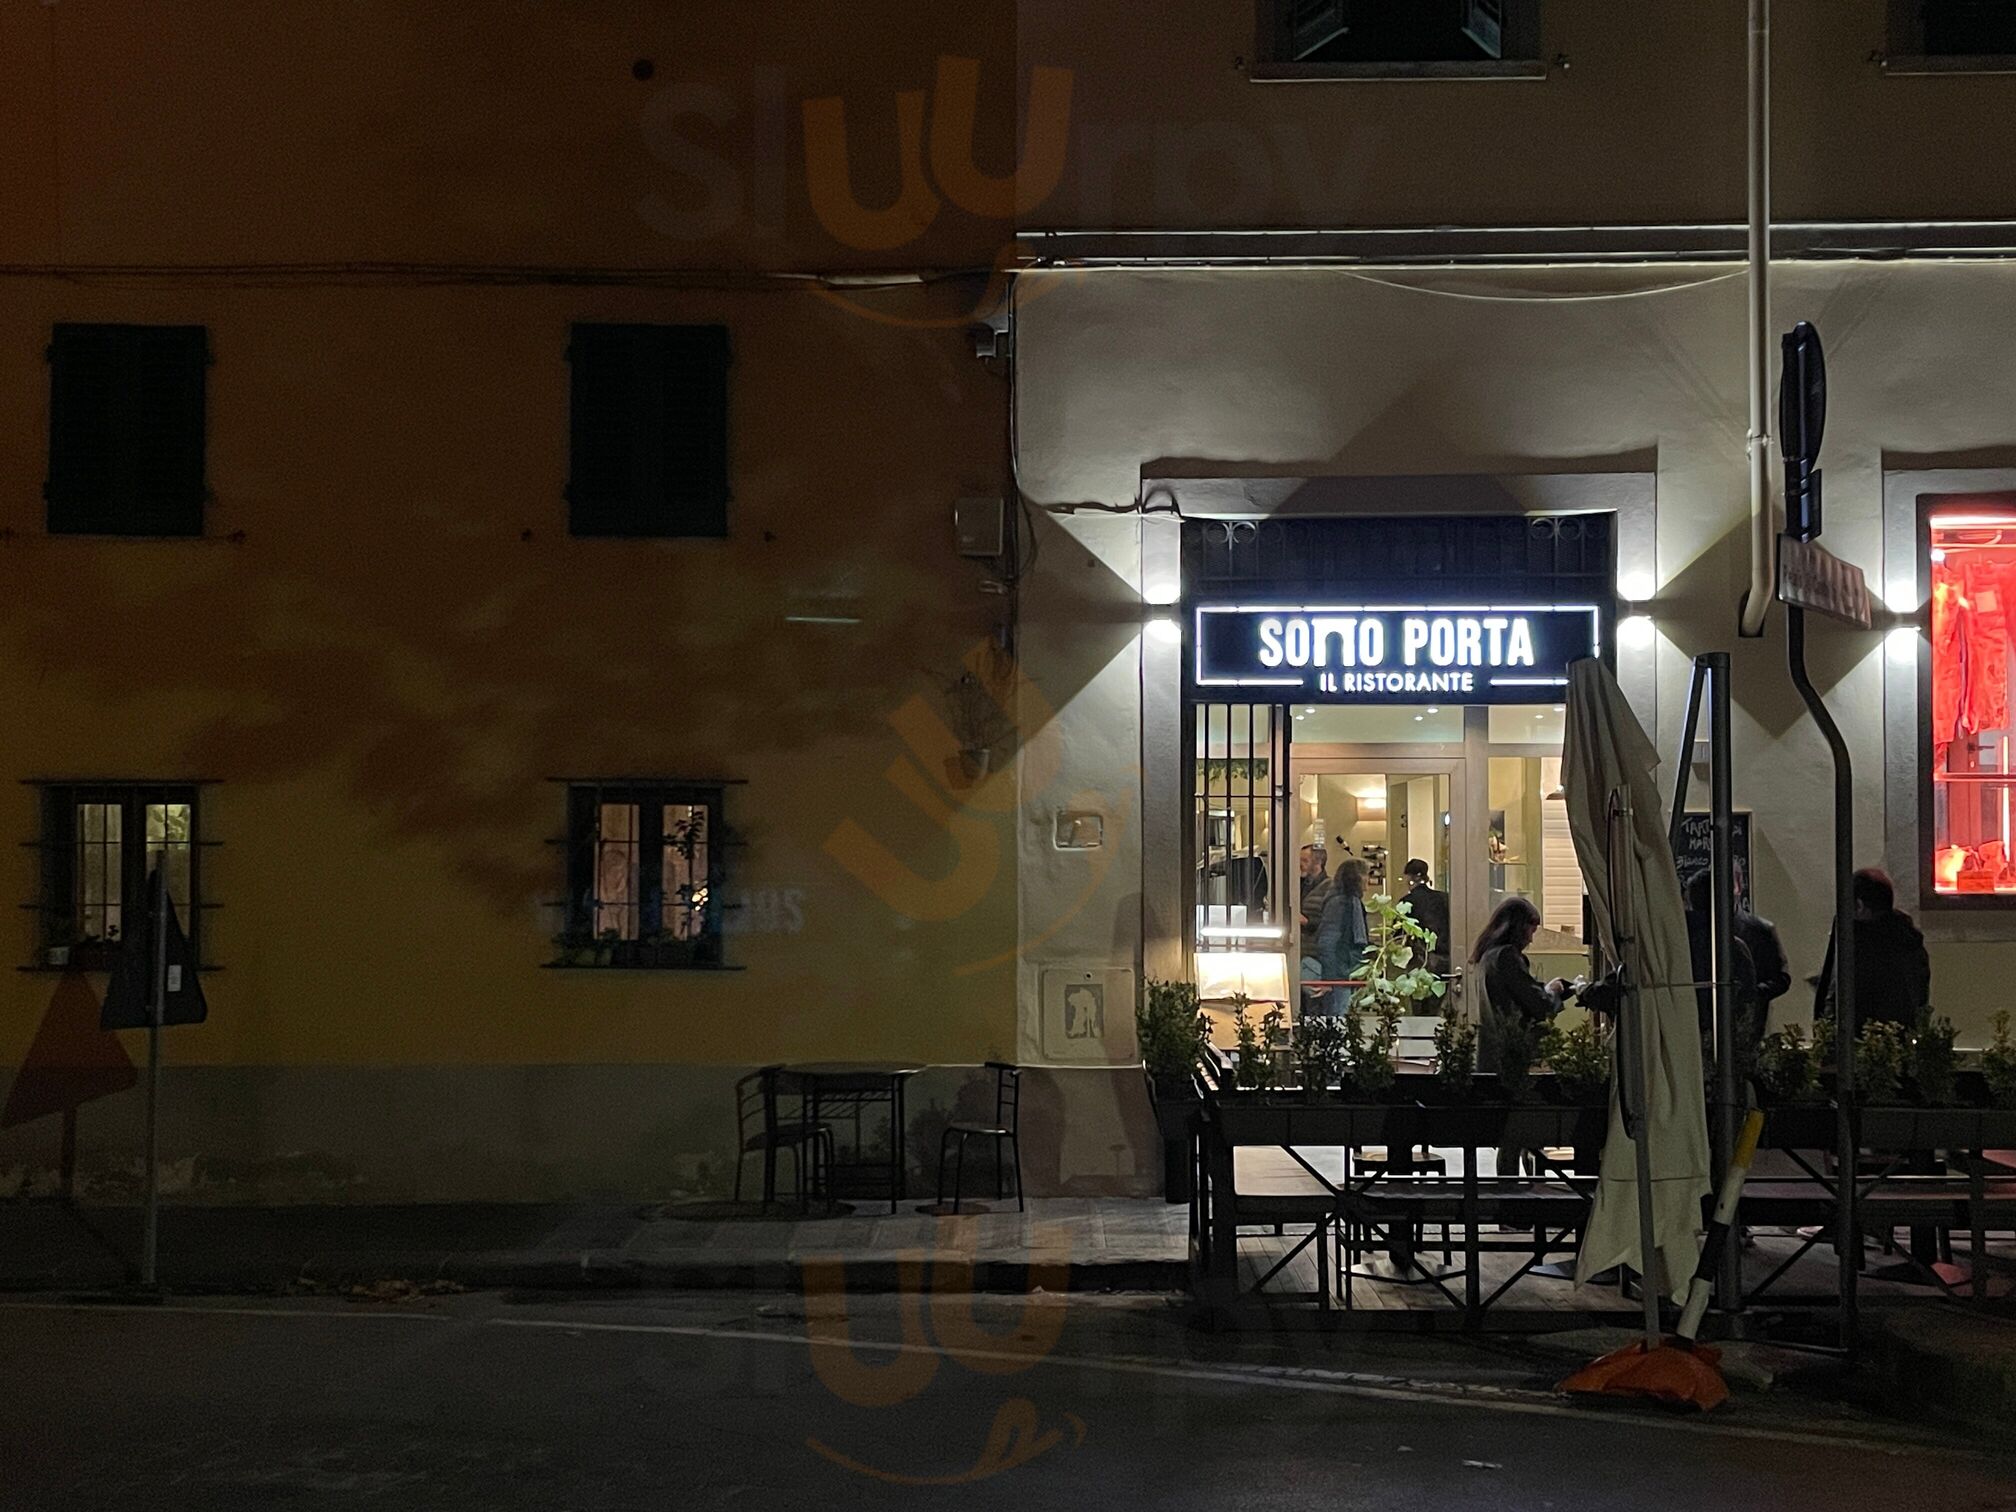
[1469,896,1565,1074]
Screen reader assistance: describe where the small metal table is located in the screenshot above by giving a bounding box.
[783,1062,923,1213]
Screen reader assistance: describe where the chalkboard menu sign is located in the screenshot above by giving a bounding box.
[1674,811,1753,912]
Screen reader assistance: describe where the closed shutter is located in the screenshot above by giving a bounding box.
[46,324,208,537]
[567,323,730,538]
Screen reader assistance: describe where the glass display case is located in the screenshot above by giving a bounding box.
[1926,501,2016,901]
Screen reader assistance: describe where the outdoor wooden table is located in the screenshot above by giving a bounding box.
[783,1062,923,1214]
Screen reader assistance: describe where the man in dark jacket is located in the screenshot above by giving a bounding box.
[1398,857,1451,975]
[1683,867,1764,1080]
[1815,867,1932,1029]
[1732,863,1792,1013]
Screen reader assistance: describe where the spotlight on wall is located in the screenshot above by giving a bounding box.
[1617,571,1657,606]
[1145,612,1182,645]
[1619,613,1656,650]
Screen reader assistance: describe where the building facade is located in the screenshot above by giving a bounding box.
[7,1,2016,1203]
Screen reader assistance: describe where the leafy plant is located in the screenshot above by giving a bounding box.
[1350,894,1448,1020]
[1541,1015,1610,1104]
[1231,995,1286,1093]
[1343,1000,1402,1098]
[1497,1015,1542,1104]
[1138,978,1211,1088]
[1857,1020,1908,1105]
[1910,1016,1960,1107]
[1232,994,1261,1090]
[1984,1010,2016,1110]
[1433,1005,1478,1097]
[1292,1013,1347,1095]
[1756,1026,1821,1103]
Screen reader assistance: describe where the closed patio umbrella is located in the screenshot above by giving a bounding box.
[1562,657,1711,1294]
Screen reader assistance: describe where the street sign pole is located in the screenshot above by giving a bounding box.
[141,868,166,1288]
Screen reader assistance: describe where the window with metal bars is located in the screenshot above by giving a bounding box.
[32,784,203,970]
[45,324,209,537]
[1257,0,1541,71]
[555,782,730,967]
[1189,703,1290,949]
[567,323,731,538]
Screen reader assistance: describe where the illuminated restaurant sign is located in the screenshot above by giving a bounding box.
[1193,604,1603,704]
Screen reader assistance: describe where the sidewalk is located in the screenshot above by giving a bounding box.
[0,1196,1190,1296]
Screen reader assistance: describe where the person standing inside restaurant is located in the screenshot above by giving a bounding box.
[1314,858,1372,1011]
[1297,843,1334,1016]
[1399,857,1451,975]
[1815,867,1932,1029]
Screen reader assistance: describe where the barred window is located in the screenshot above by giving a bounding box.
[554,783,729,968]
[33,784,202,970]
[46,324,209,537]
[567,324,730,538]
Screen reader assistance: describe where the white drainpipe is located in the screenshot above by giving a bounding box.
[1739,0,1775,637]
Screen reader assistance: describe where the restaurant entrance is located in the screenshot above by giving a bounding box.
[1286,705,1591,1006]
[1181,510,1617,1009]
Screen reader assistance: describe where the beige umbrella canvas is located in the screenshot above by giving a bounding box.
[1564,658,1711,1293]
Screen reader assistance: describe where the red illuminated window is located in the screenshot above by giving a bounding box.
[1926,501,2016,900]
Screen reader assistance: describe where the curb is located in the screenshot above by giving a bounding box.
[7,1253,1190,1297]
[1867,1309,2016,1429]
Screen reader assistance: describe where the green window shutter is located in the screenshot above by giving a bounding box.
[46,324,207,537]
[568,323,729,538]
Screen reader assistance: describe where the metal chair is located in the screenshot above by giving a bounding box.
[732,1065,832,1207]
[937,1062,1024,1213]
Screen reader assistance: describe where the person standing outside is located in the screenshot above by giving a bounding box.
[1815,867,1932,1029]
[1398,857,1451,976]
[1732,863,1792,1015]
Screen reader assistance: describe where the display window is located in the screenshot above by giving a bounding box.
[1925,499,2016,901]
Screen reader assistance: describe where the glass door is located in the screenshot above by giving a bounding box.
[1288,753,1466,1002]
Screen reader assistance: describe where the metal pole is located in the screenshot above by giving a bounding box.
[1612,790,1663,1349]
[1707,652,1743,1318]
[1786,605,1857,1353]
[1739,0,1776,636]
[141,866,167,1289]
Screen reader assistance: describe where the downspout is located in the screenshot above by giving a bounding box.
[1739,0,1775,637]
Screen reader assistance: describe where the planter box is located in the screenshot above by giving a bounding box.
[1761,1101,1837,1150]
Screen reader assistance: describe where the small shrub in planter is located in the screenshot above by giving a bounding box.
[1857,1020,1908,1105]
[1232,996,1289,1094]
[1909,1016,1960,1107]
[1757,1026,1821,1103]
[1496,1015,1542,1105]
[1343,1000,1402,1100]
[1138,978,1211,1098]
[1292,1013,1346,1096]
[1433,1006,1478,1099]
[1541,1016,1609,1105]
[1984,1010,2016,1111]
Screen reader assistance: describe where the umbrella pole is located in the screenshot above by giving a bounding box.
[1611,790,1663,1349]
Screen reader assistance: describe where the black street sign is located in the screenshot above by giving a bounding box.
[1777,534,1873,629]
[101,870,208,1030]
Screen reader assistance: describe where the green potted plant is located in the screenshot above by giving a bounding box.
[1292,1013,1346,1098]
[1910,1016,1960,1107]
[1496,1014,1541,1106]
[1757,1025,1821,1104]
[1138,977,1212,1201]
[1984,1010,2016,1112]
[1541,1015,1609,1106]
[1432,1005,1477,1099]
[1138,978,1210,1101]
[1349,893,1448,1022]
[1857,1020,1908,1105]
[1342,1000,1402,1101]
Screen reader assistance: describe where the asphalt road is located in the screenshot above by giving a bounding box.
[0,1291,2009,1510]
